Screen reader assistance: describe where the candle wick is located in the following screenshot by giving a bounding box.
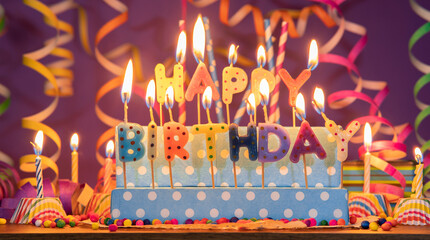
[206,108,212,124]
[168,108,173,122]
[124,101,128,123]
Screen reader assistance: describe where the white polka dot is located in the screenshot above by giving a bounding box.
[160,209,170,218]
[232,166,241,175]
[127,131,135,139]
[284,209,293,218]
[304,166,312,175]
[279,166,288,175]
[291,183,300,188]
[221,191,231,201]
[220,149,229,159]
[116,166,123,175]
[256,166,262,175]
[172,191,182,201]
[320,191,329,201]
[308,209,318,218]
[185,208,194,218]
[188,133,194,142]
[150,182,158,188]
[259,209,268,218]
[327,166,336,176]
[123,191,132,201]
[209,166,217,175]
[197,191,206,201]
[268,182,276,187]
[345,192,348,200]
[315,183,324,188]
[246,191,255,201]
[210,208,219,218]
[136,208,145,218]
[244,150,249,158]
[148,191,157,201]
[126,182,135,188]
[221,182,229,187]
[271,191,280,201]
[197,149,206,158]
[197,182,206,187]
[162,166,169,175]
[244,182,252,187]
[185,166,194,175]
[295,192,305,201]
[234,209,244,218]
[138,166,147,175]
[174,182,182,187]
[333,209,343,218]
[112,209,120,218]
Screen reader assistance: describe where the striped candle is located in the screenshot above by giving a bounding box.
[269,21,288,124]
[178,20,187,125]
[414,163,423,198]
[35,156,44,198]
[364,152,371,193]
[203,17,224,123]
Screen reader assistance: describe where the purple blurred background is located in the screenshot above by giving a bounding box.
[0,0,429,186]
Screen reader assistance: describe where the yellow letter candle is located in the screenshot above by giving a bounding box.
[70,133,79,183]
[251,45,275,107]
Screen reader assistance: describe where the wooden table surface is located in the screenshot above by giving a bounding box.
[1,224,430,240]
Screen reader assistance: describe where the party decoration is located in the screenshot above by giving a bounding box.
[10,197,66,224]
[85,193,112,218]
[393,198,430,225]
[348,192,391,218]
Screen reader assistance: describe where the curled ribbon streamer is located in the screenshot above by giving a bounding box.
[409,0,430,196]
[0,162,20,200]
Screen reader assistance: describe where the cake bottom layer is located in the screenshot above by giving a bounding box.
[111,188,349,223]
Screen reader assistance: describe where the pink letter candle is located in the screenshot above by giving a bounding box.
[290,121,327,163]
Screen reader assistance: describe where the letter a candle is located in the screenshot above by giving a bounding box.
[164,87,190,188]
[290,93,326,189]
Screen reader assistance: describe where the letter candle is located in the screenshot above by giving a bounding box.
[70,133,79,183]
[312,87,360,188]
[104,140,114,193]
[164,87,190,188]
[31,130,44,198]
[279,40,318,127]
[146,80,158,189]
[155,31,186,126]
[259,79,270,188]
[363,123,372,193]
[186,15,220,124]
[412,147,424,198]
[222,44,248,125]
[290,93,327,189]
[120,59,133,189]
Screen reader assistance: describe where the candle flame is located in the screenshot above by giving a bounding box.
[33,130,44,155]
[70,133,79,151]
[165,86,174,109]
[257,45,266,68]
[106,140,114,158]
[228,44,238,65]
[176,31,187,63]
[364,123,372,152]
[295,93,306,121]
[246,93,256,116]
[145,80,156,108]
[202,86,212,110]
[193,15,205,62]
[312,87,325,114]
[308,39,318,71]
[259,78,269,106]
[121,59,133,103]
[414,147,423,164]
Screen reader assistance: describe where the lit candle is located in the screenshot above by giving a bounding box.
[280,40,318,127]
[312,87,360,188]
[191,87,228,188]
[155,31,186,126]
[222,44,248,125]
[164,86,190,188]
[70,133,79,183]
[412,147,424,199]
[121,59,133,123]
[251,46,275,114]
[31,130,44,198]
[104,140,114,193]
[146,79,157,189]
[186,15,220,124]
[259,78,269,188]
[290,93,327,189]
[363,123,372,193]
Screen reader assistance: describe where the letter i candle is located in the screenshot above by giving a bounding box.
[312,87,360,187]
[146,80,158,189]
[280,40,318,127]
[290,93,326,189]
[163,87,190,188]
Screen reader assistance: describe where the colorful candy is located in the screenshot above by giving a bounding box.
[123,219,132,227]
[361,220,370,229]
[92,222,99,230]
[108,224,118,232]
[369,221,379,231]
[56,219,65,228]
[381,222,392,231]
[0,218,6,225]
